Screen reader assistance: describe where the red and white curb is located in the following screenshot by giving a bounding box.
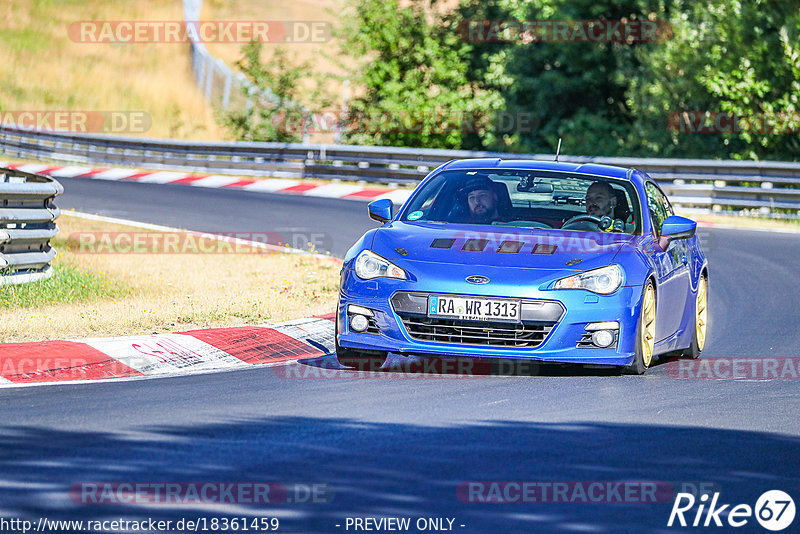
[0,161,413,204]
[0,315,335,387]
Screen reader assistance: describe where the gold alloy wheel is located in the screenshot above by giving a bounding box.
[696,276,708,351]
[641,285,656,367]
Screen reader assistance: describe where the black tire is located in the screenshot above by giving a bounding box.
[681,274,708,359]
[623,281,656,375]
[335,314,388,370]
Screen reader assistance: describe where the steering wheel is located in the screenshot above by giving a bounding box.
[561,214,604,230]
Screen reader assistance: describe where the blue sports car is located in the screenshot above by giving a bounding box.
[336,159,708,374]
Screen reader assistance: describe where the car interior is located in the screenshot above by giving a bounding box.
[411,170,640,234]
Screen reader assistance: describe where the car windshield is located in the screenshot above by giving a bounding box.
[401,169,642,234]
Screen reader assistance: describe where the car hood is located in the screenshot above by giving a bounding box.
[371,221,634,273]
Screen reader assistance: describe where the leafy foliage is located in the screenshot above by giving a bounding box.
[220,42,316,143]
[230,0,800,160]
[627,0,800,159]
[337,0,504,149]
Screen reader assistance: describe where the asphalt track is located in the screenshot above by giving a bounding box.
[0,177,798,533]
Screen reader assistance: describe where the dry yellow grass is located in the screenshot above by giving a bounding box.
[0,0,228,140]
[203,0,347,93]
[202,0,353,143]
[0,213,341,342]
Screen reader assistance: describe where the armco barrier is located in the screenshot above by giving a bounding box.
[2,126,800,215]
[0,166,62,285]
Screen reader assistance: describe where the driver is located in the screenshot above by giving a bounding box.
[585,182,617,218]
[462,177,506,224]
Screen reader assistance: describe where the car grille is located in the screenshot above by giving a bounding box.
[391,292,563,349]
[396,315,555,347]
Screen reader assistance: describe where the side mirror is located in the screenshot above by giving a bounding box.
[368,198,393,224]
[660,215,697,240]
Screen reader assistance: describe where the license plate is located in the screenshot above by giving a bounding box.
[427,295,521,323]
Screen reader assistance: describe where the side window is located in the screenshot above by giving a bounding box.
[645,182,671,237]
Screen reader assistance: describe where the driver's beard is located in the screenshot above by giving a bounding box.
[589,206,611,217]
[471,210,496,223]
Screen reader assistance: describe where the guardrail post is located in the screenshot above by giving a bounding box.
[0,167,62,286]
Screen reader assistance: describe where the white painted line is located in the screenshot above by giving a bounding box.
[47,166,94,177]
[242,179,301,193]
[14,163,51,174]
[134,171,191,184]
[63,211,190,232]
[90,168,141,180]
[303,183,364,198]
[189,175,242,188]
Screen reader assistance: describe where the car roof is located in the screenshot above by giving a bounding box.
[441,158,636,181]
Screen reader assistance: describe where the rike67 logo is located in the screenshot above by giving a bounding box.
[668,490,795,531]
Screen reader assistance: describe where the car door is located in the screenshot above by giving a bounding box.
[644,182,691,341]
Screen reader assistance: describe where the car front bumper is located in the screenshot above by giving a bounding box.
[337,268,644,367]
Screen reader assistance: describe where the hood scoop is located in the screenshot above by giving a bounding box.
[462,239,489,252]
[532,243,558,255]
[430,238,455,249]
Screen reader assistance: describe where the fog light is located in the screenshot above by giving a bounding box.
[591,330,615,348]
[350,314,369,333]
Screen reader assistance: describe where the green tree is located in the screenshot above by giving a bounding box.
[628,0,800,160]
[220,42,310,143]
[338,0,503,149]
[456,0,675,155]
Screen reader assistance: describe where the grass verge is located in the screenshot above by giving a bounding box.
[679,211,800,231]
[0,262,129,309]
[0,213,340,343]
[0,0,228,140]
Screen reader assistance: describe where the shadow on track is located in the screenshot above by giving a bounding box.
[1,418,797,533]
[295,353,680,377]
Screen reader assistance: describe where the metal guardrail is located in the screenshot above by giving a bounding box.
[182,0,312,142]
[0,167,61,285]
[2,126,800,215]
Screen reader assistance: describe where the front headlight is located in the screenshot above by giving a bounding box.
[553,264,624,294]
[354,250,406,280]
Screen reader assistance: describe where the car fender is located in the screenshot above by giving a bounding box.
[612,241,655,291]
[343,228,380,267]
[685,235,709,291]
